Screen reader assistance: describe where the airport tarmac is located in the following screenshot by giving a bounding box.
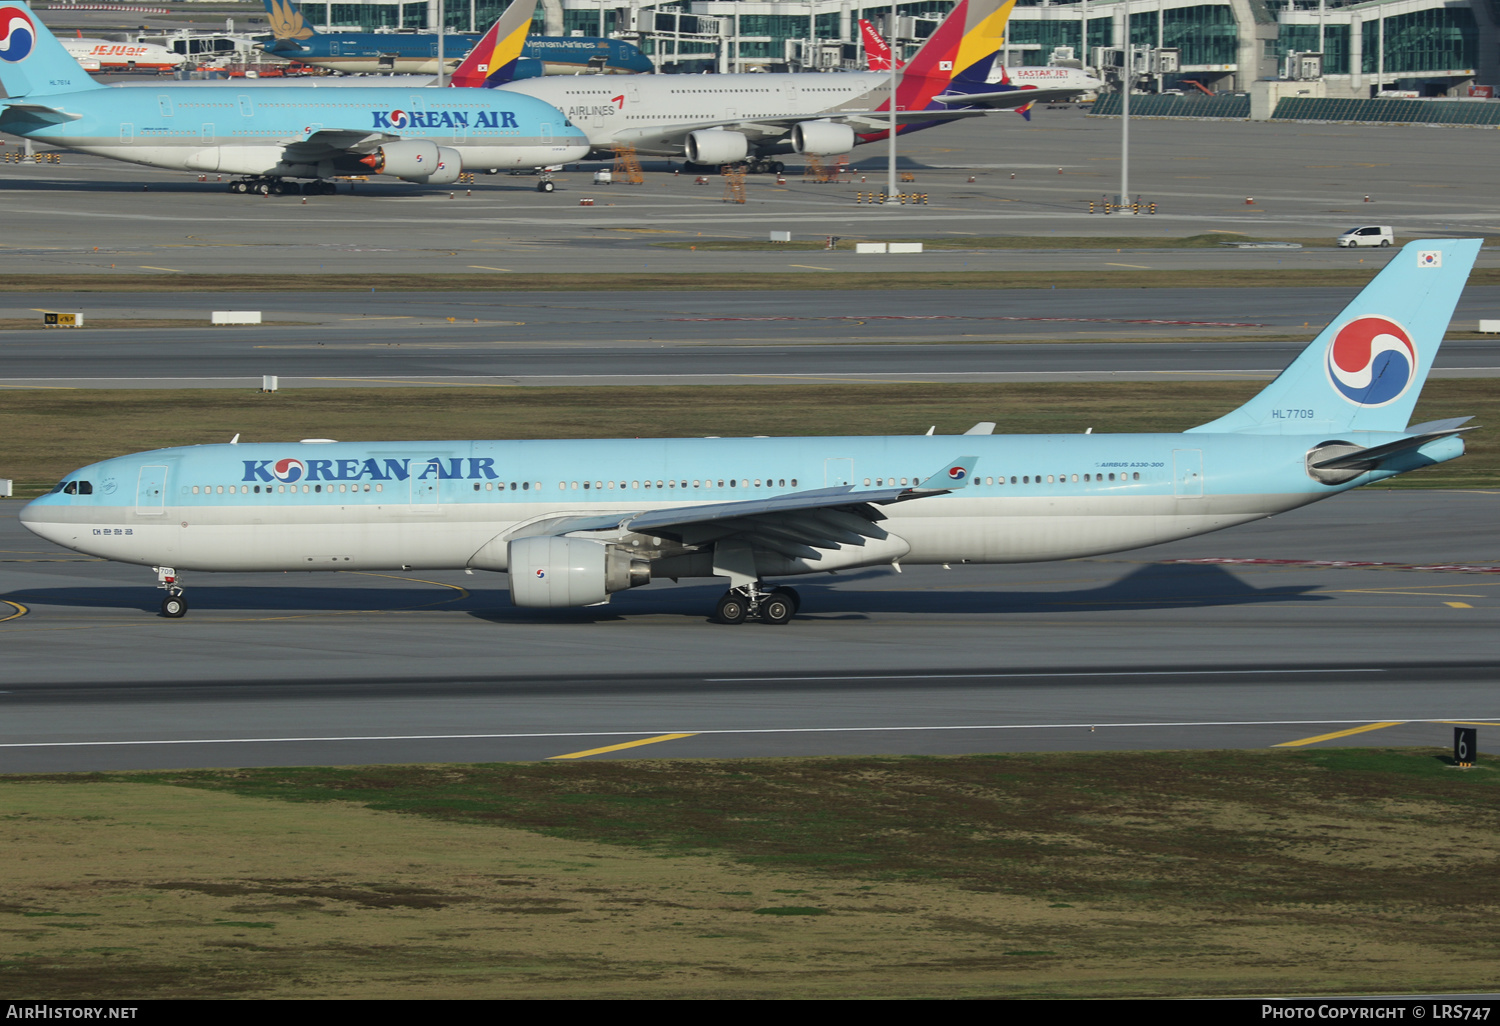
[1,286,1498,385]
[1,489,1496,771]
[1,112,1496,276]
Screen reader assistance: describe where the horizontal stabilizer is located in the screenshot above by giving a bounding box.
[1311,424,1476,471]
[0,102,81,125]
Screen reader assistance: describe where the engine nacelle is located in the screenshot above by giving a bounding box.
[360,139,450,179]
[685,129,748,166]
[791,121,855,156]
[399,146,462,185]
[507,536,651,608]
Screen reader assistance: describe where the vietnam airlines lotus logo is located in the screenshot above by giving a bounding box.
[0,6,36,63]
[268,0,315,41]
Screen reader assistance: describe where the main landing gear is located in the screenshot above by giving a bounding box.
[155,566,187,618]
[714,584,799,626]
[226,178,337,196]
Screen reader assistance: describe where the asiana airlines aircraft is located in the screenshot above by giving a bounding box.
[21,241,1480,624]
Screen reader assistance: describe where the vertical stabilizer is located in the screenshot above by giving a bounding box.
[1187,239,1482,436]
[892,0,1016,111]
[263,0,320,44]
[0,3,103,96]
[450,0,532,88]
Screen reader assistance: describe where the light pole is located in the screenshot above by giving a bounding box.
[436,0,446,87]
[886,55,898,202]
[1119,0,1131,214]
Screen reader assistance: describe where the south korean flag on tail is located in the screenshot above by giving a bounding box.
[1418,250,1443,268]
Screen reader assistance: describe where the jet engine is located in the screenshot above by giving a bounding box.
[359,141,463,183]
[791,121,855,156]
[507,535,651,608]
[684,129,748,165]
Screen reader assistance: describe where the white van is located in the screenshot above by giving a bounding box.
[1337,225,1394,248]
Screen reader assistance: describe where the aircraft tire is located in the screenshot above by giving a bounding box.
[772,586,800,615]
[256,182,271,196]
[231,182,248,194]
[760,594,794,625]
[161,595,187,618]
[714,592,749,625]
[771,161,785,174]
[282,181,302,196]
[537,180,555,193]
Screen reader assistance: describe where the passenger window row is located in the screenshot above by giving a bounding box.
[555,478,798,491]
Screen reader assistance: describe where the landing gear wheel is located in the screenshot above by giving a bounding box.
[537,179,555,193]
[256,182,271,196]
[282,181,302,195]
[771,161,785,175]
[231,181,248,194]
[161,594,187,618]
[760,593,794,625]
[715,591,749,625]
[771,586,800,615]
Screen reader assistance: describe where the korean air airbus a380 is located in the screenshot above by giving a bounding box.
[0,2,587,194]
[21,241,1481,624]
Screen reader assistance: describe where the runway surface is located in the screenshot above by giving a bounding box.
[2,489,1497,771]
[2,113,1497,276]
[1,287,1498,384]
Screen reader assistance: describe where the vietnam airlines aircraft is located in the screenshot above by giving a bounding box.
[257,0,652,77]
[485,0,1100,173]
[0,2,588,194]
[20,241,1481,624]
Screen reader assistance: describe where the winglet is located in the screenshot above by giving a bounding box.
[914,457,978,491]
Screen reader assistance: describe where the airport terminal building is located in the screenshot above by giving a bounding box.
[288,0,1494,96]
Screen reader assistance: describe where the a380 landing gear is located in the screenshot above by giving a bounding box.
[714,584,799,625]
[226,178,337,196]
[155,566,187,618]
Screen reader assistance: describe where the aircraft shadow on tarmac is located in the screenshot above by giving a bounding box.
[0,561,1323,621]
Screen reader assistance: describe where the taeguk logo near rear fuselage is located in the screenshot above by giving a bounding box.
[0,6,36,63]
[1324,315,1417,407]
[371,109,519,130]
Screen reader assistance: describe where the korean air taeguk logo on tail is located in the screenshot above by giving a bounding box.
[1324,315,1417,407]
[0,6,36,63]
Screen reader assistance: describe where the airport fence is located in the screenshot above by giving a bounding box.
[1088,93,1500,127]
[1270,97,1500,126]
[1088,94,1251,119]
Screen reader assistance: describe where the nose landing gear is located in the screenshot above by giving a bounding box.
[714,584,799,625]
[155,566,187,618]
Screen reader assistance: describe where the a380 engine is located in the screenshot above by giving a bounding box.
[358,140,463,184]
[684,129,749,165]
[791,121,855,156]
[507,536,652,608]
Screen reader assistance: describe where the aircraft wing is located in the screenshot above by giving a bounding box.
[518,457,978,561]
[612,108,992,150]
[933,86,1089,108]
[0,101,82,126]
[283,128,395,156]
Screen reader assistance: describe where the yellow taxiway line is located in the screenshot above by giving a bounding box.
[0,600,28,622]
[1273,721,1404,747]
[549,733,697,760]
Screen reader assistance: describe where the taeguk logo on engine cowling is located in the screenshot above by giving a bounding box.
[1325,315,1417,407]
[0,6,36,63]
[272,458,306,483]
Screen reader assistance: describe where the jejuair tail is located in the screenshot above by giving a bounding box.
[1188,239,1482,437]
[449,0,532,88]
[0,2,103,97]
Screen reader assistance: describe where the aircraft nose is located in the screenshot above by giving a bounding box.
[18,497,75,548]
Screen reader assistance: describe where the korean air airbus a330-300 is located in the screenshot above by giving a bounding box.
[21,241,1481,624]
[0,2,588,194]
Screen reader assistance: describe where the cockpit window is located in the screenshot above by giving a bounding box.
[63,482,77,495]
[50,481,66,493]
[78,481,92,494]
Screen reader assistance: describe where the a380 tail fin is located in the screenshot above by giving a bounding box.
[893,0,1016,110]
[1188,239,1482,436]
[450,0,532,88]
[0,3,103,97]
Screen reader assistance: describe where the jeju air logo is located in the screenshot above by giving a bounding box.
[389,109,410,128]
[947,466,968,481]
[272,458,306,483]
[1325,316,1417,408]
[0,6,36,63]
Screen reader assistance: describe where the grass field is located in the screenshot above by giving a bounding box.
[4,267,1498,293]
[2,381,1494,499]
[2,748,1496,998]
